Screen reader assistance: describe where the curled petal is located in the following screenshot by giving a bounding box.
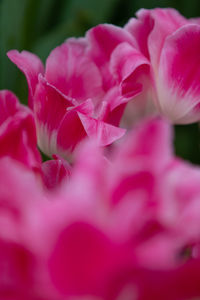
[110,42,150,98]
[7,50,44,109]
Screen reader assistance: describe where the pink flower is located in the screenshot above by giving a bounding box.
[7,24,149,159]
[123,8,200,123]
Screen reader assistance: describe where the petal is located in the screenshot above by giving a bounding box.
[0,91,41,170]
[109,42,150,98]
[157,24,200,123]
[86,24,136,91]
[42,155,71,190]
[0,90,19,125]
[45,38,103,104]
[0,111,41,170]
[125,8,187,70]
[78,113,126,146]
[7,50,44,109]
[34,76,75,157]
[48,222,127,295]
[56,109,87,156]
[115,117,173,170]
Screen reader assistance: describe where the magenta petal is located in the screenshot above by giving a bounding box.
[157,24,200,123]
[34,76,75,157]
[78,113,126,146]
[0,90,41,170]
[0,90,20,124]
[55,109,86,157]
[48,222,126,296]
[7,50,44,108]
[42,155,71,190]
[0,111,41,170]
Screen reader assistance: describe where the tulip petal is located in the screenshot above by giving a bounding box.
[86,24,136,91]
[0,90,19,124]
[42,155,71,190]
[78,113,126,146]
[110,42,150,98]
[45,39,103,104]
[7,50,44,108]
[125,8,186,69]
[34,76,76,157]
[157,24,200,123]
[0,90,41,170]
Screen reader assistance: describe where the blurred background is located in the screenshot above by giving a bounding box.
[0,0,200,163]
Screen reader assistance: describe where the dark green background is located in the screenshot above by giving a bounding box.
[0,0,200,164]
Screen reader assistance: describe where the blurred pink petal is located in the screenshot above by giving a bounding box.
[42,155,71,190]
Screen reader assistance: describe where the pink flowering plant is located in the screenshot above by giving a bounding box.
[1,2,200,299]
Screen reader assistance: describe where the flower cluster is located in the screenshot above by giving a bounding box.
[1,7,200,300]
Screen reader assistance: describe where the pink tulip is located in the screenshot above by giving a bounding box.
[7,24,143,159]
[123,8,200,123]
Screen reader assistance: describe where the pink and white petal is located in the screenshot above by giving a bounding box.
[45,39,103,104]
[126,8,187,70]
[124,15,154,59]
[67,98,94,115]
[7,50,44,109]
[42,155,71,190]
[34,76,74,157]
[78,113,126,146]
[157,24,200,123]
[56,109,87,157]
[86,24,136,91]
[110,43,149,84]
[109,42,150,99]
[121,63,150,99]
